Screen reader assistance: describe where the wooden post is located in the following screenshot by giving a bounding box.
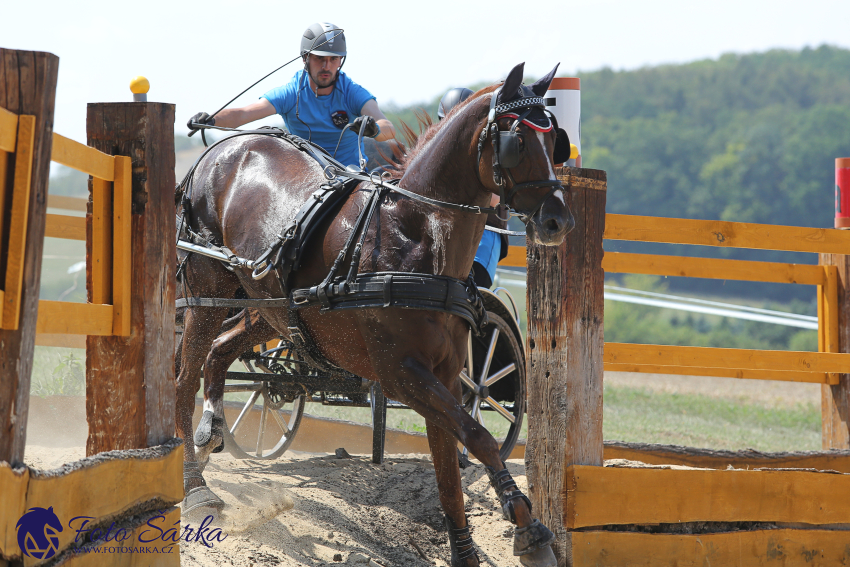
[819,253,850,449]
[0,49,59,465]
[85,102,176,454]
[525,167,606,567]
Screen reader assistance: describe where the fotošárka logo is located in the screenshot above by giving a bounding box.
[15,507,228,558]
[16,506,63,559]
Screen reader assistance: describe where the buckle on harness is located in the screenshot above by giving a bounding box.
[287,326,305,343]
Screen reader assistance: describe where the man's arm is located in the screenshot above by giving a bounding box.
[199,99,277,129]
[360,99,396,142]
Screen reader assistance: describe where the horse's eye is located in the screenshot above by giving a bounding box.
[517,135,525,150]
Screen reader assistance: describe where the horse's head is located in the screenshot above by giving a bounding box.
[472,63,575,245]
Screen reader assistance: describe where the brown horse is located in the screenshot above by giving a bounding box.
[176,62,572,567]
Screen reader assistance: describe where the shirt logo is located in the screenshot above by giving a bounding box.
[331,110,349,129]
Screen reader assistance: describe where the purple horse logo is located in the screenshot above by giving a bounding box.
[16,506,63,559]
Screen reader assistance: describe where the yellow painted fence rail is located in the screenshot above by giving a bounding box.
[502,213,850,385]
[0,107,131,339]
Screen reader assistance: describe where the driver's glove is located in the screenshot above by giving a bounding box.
[350,115,380,138]
[187,111,215,132]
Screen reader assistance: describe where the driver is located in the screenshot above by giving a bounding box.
[187,22,397,168]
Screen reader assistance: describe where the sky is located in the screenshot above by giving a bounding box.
[3,0,850,143]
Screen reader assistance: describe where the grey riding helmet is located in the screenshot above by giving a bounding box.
[437,88,474,120]
[300,22,347,58]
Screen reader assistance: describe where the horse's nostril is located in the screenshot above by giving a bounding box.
[544,218,560,233]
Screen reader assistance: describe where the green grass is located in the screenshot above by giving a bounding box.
[32,342,820,454]
[603,384,821,452]
[30,346,85,397]
[301,384,820,453]
[302,402,518,440]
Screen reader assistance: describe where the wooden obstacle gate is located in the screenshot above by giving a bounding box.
[520,167,850,566]
[0,48,181,566]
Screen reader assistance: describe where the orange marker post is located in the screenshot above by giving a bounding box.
[835,158,850,229]
[544,77,581,167]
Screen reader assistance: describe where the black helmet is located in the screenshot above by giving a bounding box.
[437,87,474,120]
[300,22,347,58]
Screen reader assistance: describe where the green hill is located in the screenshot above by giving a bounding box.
[383,46,850,301]
[581,45,850,227]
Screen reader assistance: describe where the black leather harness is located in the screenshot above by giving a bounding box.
[177,89,560,369]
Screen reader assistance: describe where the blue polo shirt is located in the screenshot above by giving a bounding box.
[262,70,376,167]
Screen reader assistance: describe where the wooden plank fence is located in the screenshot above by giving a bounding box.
[0,47,179,566]
[521,167,850,566]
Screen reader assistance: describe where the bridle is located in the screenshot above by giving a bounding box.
[476,87,570,224]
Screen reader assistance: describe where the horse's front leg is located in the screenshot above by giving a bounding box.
[176,305,230,513]
[373,352,556,567]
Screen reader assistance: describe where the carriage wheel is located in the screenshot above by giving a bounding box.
[459,312,525,463]
[220,341,307,460]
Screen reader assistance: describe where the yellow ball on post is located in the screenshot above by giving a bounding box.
[130,76,149,102]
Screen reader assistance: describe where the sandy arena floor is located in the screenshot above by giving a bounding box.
[22,372,822,566]
[26,445,525,567]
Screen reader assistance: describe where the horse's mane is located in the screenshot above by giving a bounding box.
[383,85,499,181]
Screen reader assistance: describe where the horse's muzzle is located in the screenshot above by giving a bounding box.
[529,203,574,246]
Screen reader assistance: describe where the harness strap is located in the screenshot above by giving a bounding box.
[286,309,347,375]
[484,224,525,236]
[176,297,290,309]
[291,272,488,335]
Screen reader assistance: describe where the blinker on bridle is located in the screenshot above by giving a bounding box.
[476,87,569,224]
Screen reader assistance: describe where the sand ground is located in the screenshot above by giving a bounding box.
[25,445,524,567]
[22,372,822,566]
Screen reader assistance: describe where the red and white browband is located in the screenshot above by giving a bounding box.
[497,112,553,133]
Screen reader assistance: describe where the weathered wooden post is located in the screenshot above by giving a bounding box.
[85,92,176,454]
[0,49,59,465]
[525,167,607,567]
[820,157,850,449]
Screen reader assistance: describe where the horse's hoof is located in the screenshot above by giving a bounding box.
[514,519,555,556]
[182,486,225,515]
[518,545,557,567]
[194,410,224,447]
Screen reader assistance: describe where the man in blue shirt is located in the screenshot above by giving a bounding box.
[188,22,396,168]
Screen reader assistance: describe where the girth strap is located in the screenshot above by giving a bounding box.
[290,272,488,335]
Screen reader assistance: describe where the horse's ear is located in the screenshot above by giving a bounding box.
[530,63,561,96]
[498,62,526,103]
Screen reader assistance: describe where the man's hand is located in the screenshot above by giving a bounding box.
[350,115,380,138]
[187,112,215,132]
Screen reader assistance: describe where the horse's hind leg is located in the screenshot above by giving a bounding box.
[195,309,277,466]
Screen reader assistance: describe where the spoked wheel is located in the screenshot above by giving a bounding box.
[221,340,307,460]
[459,312,525,463]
